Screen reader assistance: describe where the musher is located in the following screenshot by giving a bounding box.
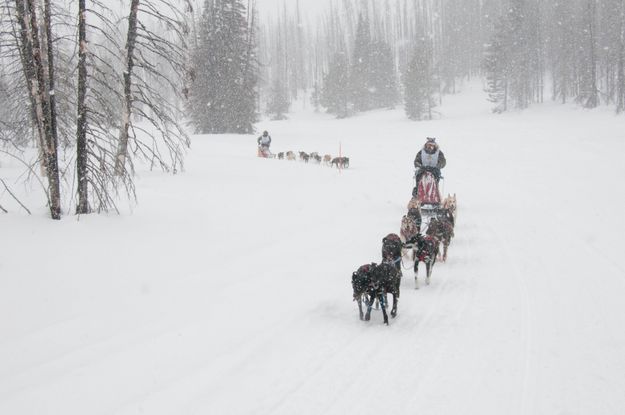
[257,130,272,157]
[414,137,446,186]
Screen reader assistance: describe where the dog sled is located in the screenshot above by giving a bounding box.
[257,146,273,158]
[415,168,441,215]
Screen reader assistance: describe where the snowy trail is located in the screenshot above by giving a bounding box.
[2,88,625,414]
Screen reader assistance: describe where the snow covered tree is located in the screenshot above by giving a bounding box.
[350,13,373,111]
[578,0,599,108]
[339,12,398,113]
[311,80,321,112]
[548,0,578,104]
[369,40,398,109]
[482,0,543,112]
[403,39,437,120]
[321,51,350,118]
[266,76,289,120]
[618,0,625,113]
[265,20,289,120]
[189,0,258,134]
[505,0,533,110]
[483,20,509,113]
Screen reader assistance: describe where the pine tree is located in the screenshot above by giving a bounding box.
[482,0,542,112]
[266,76,289,120]
[549,0,578,104]
[189,0,258,133]
[483,20,509,113]
[320,52,350,118]
[578,0,599,108]
[618,0,625,113]
[266,20,289,120]
[506,0,532,110]
[403,39,436,120]
[350,13,373,112]
[311,81,321,112]
[369,40,398,108]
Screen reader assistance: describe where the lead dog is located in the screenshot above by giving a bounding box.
[331,156,349,168]
[365,262,400,324]
[352,263,375,321]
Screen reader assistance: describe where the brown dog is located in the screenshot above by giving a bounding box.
[442,194,457,224]
[426,213,454,262]
[400,215,419,244]
[331,157,349,168]
[407,197,421,212]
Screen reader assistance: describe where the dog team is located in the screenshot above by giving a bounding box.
[279,151,350,169]
[256,130,349,168]
[351,193,457,325]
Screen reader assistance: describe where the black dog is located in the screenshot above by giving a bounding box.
[352,263,375,321]
[364,262,401,325]
[405,233,438,289]
[381,233,403,274]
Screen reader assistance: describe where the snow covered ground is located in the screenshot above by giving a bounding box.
[2,84,625,414]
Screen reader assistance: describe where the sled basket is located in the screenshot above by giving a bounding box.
[416,171,441,205]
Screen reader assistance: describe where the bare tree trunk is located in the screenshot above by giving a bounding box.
[76,0,89,213]
[16,0,61,219]
[43,0,58,153]
[13,0,46,174]
[28,0,61,219]
[503,79,508,112]
[114,0,140,176]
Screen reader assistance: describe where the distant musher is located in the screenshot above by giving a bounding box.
[257,130,272,157]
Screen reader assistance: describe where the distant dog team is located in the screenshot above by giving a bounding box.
[259,147,348,168]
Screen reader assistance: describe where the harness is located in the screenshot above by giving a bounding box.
[402,236,435,263]
[417,251,430,262]
[382,257,401,265]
